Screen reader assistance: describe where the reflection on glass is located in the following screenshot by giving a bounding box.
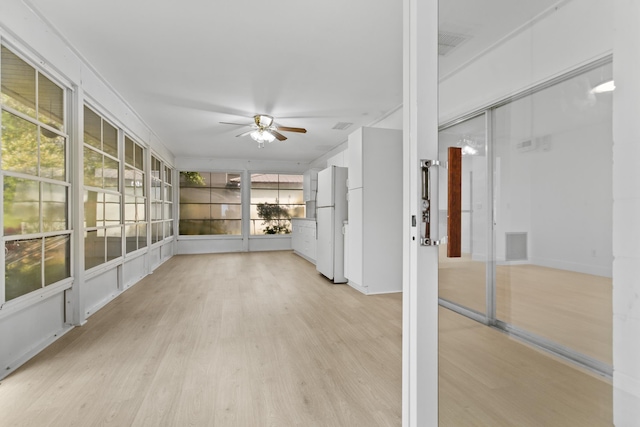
[42,183,67,232]
[493,62,613,364]
[438,114,487,315]
[125,136,134,166]
[125,224,137,253]
[4,177,39,235]
[1,111,38,175]
[85,230,105,270]
[102,121,118,158]
[83,106,102,149]
[124,195,136,222]
[135,144,144,170]
[180,204,211,220]
[5,238,42,301]
[135,171,144,197]
[44,235,70,286]
[137,197,146,221]
[84,190,101,228]
[124,167,136,196]
[103,156,119,191]
[106,227,122,261]
[138,223,147,248]
[38,73,64,130]
[1,46,36,118]
[84,147,102,188]
[40,128,66,180]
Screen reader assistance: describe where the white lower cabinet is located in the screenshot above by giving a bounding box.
[291,219,317,264]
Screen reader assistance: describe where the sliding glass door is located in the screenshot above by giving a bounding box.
[438,59,613,371]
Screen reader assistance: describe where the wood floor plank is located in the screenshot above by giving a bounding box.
[0,251,612,426]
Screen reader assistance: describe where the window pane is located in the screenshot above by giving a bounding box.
[1,110,38,175]
[103,156,119,191]
[84,146,102,188]
[123,166,134,196]
[125,224,137,253]
[42,182,67,232]
[137,197,146,221]
[137,222,147,248]
[180,187,210,203]
[104,193,121,223]
[124,136,134,166]
[180,203,210,220]
[152,222,162,243]
[180,171,209,187]
[38,73,64,130]
[165,166,172,184]
[106,227,122,261]
[212,188,241,204]
[151,201,162,221]
[164,221,172,238]
[212,203,242,220]
[163,203,171,220]
[135,171,144,197]
[251,188,279,204]
[40,128,66,180]
[279,189,304,205]
[5,238,42,301]
[84,190,102,228]
[151,179,162,200]
[44,235,70,286]
[85,230,105,269]
[124,195,136,222]
[102,121,118,157]
[83,106,101,149]
[179,219,211,235]
[165,184,172,202]
[212,219,241,235]
[134,144,144,170]
[4,177,39,235]
[280,204,305,219]
[1,46,36,118]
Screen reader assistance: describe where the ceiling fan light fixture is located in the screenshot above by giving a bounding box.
[250,129,276,145]
[255,114,274,127]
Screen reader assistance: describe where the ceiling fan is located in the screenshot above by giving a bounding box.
[220,114,307,148]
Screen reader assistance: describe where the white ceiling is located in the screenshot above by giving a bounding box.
[25,0,565,164]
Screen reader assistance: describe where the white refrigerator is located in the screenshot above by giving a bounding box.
[316,166,348,283]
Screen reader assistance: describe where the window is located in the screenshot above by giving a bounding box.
[124,136,146,253]
[1,46,71,301]
[150,156,174,243]
[83,105,121,269]
[250,174,304,235]
[179,172,241,235]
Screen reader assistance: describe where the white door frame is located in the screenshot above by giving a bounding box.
[403,0,439,426]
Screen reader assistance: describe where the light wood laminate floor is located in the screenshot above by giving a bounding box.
[0,252,612,426]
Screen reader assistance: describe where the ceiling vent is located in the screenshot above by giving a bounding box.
[438,31,471,56]
[332,122,353,130]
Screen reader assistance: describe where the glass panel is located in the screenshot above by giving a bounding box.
[137,197,146,221]
[164,166,172,184]
[124,136,134,166]
[180,171,209,187]
[180,203,210,220]
[106,227,122,261]
[103,156,119,191]
[1,46,36,118]
[493,62,613,364]
[180,187,210,203]
[124,195,136,222]
[84,190,102,228]
[179,219,210,235]
[3,177,39,235]
[438,114,488,315]
[83,106,102,150]
[85,230,105,269]
[123,166,135,196]
[84,146,102,188]
[42,182,67,232]
[5,238,42,301]
[164,221,172,238]
[44,235,70,286]
[163,203,171,220]
[38,73,64,130]
[151,201,162,221]
[134,144,144,170]
[104,193,121,224]
[251,188,279,204]
[102,121,118,157]
[164,184,172,202]
[40,128,66,180]
[135,171,144,197]
[125,224,137,253]
[137,223,147,249]
[1,110,38,175]
[151,222,161,243]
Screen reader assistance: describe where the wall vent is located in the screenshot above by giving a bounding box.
[439,31,471,56]
[505,232,528,261]
[332,122,353,130]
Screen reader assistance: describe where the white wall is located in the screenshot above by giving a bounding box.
[0,0,176,380]
[612,0,640,423]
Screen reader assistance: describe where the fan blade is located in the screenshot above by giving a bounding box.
[221,121,251,126]
[271,130,287,141]
[236,130,254,137]
[275,125,307,133]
